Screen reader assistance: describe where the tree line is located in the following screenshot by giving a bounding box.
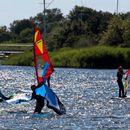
[1,6,130,51]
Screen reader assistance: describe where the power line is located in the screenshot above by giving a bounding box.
[46,0,55,9]
[39,0,55,13]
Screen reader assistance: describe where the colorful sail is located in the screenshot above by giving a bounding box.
[125,70,130,95]
[34,26,54,84]
[34,83,66,115]
[33,26,66,115]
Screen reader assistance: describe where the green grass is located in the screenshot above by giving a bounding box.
[0,43,33,51]
[51,46,130,68]
[2,46,130,69]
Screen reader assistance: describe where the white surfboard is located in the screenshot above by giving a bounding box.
[111,95,130,99]
[126,95,130,98]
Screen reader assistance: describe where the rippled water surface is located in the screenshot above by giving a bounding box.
[0,66,130,130]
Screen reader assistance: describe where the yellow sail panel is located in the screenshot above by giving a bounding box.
[125,79,129,92]
[34,31,38,43]
[36,39,43,54]
[34,26,54,84]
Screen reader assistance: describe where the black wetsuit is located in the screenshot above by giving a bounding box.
[31,89,45,113]
[117,72,125,97]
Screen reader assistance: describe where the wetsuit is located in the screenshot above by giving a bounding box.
[117,72,125,97]
[31,91,45,113]
[31,82,45,113]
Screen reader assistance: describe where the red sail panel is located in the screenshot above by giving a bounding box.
[34,26,54,84]
[127,70,130,74]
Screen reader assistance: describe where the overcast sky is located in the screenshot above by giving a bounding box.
[0,0,130,27]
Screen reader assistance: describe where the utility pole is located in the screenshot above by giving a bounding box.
[80,0,83,21]
[40,0,54,43]
[39,0,46,42]
[117,0,119,15]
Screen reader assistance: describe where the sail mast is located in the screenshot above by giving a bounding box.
[43,0,46,43]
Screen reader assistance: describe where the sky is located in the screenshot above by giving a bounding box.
[0,0,130,28]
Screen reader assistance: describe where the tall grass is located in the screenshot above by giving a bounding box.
[2,46,130,69]
[3,51,33,66]
[51,46,130,69]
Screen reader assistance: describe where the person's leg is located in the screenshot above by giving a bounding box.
[34,99,44,113]
[121,86,126,97]
[119,88,121,97]
[118,82,121,97]
[118,81,126,97]
[119,81,126,97]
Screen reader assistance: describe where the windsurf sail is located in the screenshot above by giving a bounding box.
[6,93,31,104]
[33,26,66,115]
[34,83,66,115]
[33,26,54,84]
[0,91,31,104]
[125,70,130,95]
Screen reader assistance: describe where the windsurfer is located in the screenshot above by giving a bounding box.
[32,27,65,115]
[117,66,126,97]
[31,82,66,115]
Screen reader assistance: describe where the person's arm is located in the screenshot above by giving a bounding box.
[47,77,50,87]
[31,91,36,100]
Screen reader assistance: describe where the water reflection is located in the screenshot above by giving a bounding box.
[0,66,130,129]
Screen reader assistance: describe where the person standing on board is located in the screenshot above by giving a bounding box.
[117,66,126,97]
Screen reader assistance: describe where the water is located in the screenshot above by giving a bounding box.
[0,66,130,130]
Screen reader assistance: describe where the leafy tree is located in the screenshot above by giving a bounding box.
[100,16,124,46]
[9,19,34,42]
[1,6,130,49]
[10,19,34,35]
[68,6,112,35]
[122,20,130,46]
[46,25,65,51]
[34,8,64,33]
[19,28,33,43]
[0,26,11,42]
[45,8,64,23]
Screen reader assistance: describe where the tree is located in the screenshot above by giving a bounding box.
[122,20,130,46]
[19,28,33,43]
[45,8,64,23]
[0,26,11,42]
[9,19,34,43]
[100,16,124,46]
[10,19,33,34]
